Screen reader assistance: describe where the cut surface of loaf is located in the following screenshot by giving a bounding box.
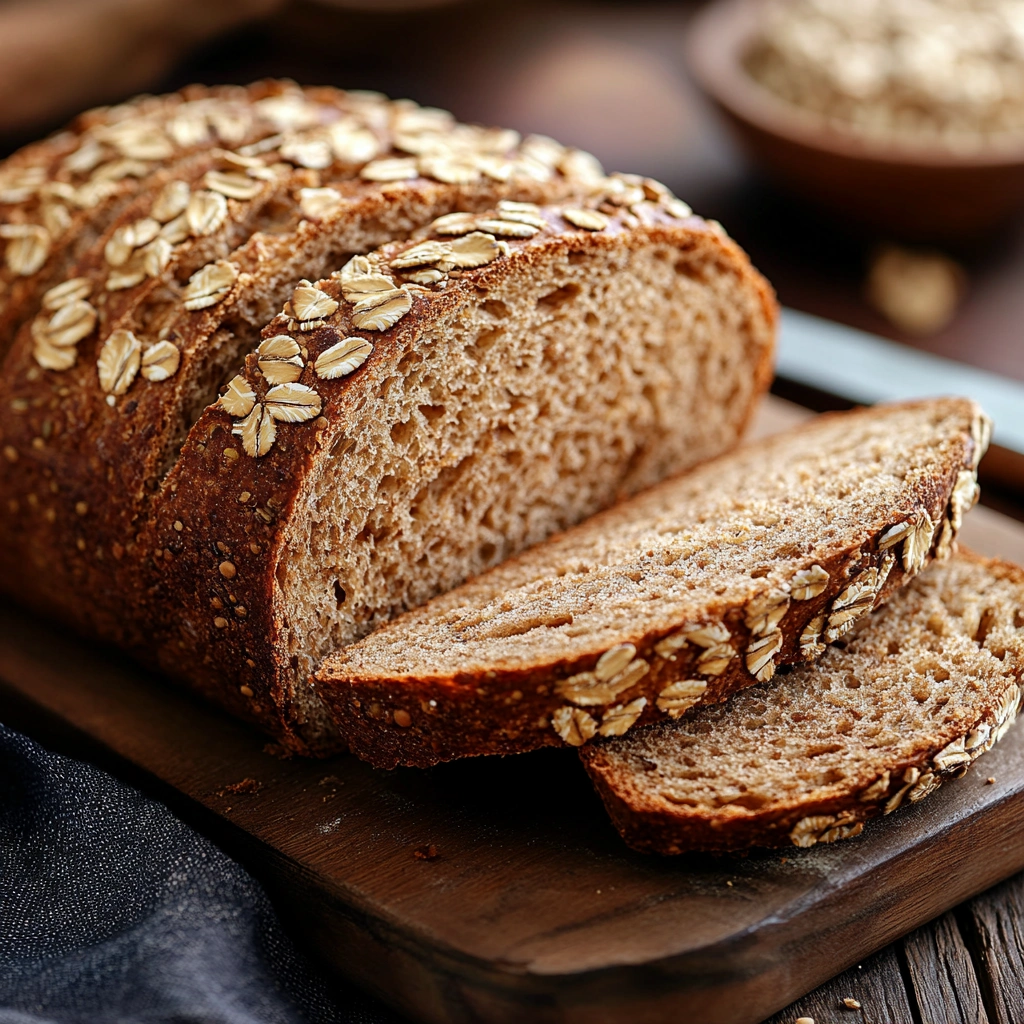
[581,552,1024,854]
[0,117,776,754]
[316,398,990,767]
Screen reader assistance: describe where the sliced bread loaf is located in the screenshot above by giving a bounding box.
[580,552,1024,854]
[316,398,990,767]
[0,181,775,752]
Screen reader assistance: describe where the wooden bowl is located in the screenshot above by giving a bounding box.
[686,0,1024,241]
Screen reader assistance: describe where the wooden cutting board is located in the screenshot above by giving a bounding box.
[2,396,1024,1024]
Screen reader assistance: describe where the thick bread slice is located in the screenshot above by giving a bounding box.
[0,183,774,752]
[580,552,1024,854]
[316,398,990,767]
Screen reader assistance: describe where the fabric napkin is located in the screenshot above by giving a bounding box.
[0,723,401,1024]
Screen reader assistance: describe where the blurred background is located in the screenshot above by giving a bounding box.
[1,0,1021,380]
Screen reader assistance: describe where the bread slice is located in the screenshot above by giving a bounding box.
[316,398,990,767]
[0,181,775,752]
[580,552,1024,854]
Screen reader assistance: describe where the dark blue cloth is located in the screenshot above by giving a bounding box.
[0,723,399,1024]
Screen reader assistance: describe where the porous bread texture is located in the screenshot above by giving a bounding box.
[581,552,1024,854]
[280,218,773,733]
[0,90,603,662]
[142,200,775,751]
[316,398,988,767]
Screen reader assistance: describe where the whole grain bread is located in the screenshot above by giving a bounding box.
[0,81,359,355]
[316,398,990,767]
[581,552,1024,854]
[0,96,776,753]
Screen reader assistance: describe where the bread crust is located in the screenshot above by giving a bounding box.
[0,133,774,754]
[580,553,1024,854]
[317,398,987,767]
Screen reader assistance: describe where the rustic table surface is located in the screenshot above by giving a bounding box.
[3,2,1023,1021]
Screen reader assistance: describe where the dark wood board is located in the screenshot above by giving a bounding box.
[3,397,1024,1024]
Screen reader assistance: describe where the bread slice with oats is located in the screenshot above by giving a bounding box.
[0,180,776,752]
[315,398,990,768]
[580,552,1024,854]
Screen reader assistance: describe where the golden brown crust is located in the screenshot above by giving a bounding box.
[581,553,1024,854]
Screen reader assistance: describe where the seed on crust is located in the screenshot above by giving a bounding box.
[696,642,734,675]
[298,187,343,220]
[219,374,256,418]
[204,169,263,200]
[790,814,836,848]
[263,382,322,423]
[800,614,826,659]
[280,136,334,170]
[389,240,452,270]
[351,288,412,331]
[907,770,942,803]
[316,336,373,380]
[159,214,190,245]
[903,510,936,574]
[329,123,380,164]
[186,190,228,237]
[291,281,339,324]
[563,208,608,231]
[448,232,503,268]
[745,630,783,681]
[971,412,993,469]
[1,223,50,276]
[933,736,972,775]
[858,771,891,802]
[140,340,181,382]
[41,277,91,311]
[106,262,146,292]
[473,218,540,238]
[949,469,980,532]
[824,569,881,642]
[656,679,707,718]
[430,211,479,236]
[791,565,829,601]
[257,335,304,384]
[33,337,77,371]
[183,260,237,311]
[595,643,636,682]
[44,300,97,348]
[878,519,914,550]
[419,155,480,185]
[556,669,635,707]
[599,697,648,737]
[745,590,791,636]
[495,200,547,228]
[233,402,276,457]
[360,157,418,182]
[97,328,141,396]
[884,766,921,815]
[552,706,598,746]
[151,180,190,223]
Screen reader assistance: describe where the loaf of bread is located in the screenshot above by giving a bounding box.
[581,552,1023,854]
[317,398,989,767]
[0,82,776,752]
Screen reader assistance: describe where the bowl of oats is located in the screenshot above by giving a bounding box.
[687,0,1024,239]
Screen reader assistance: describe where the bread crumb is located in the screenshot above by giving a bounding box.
[726,880,733,887]
[413,844,439,861]
[987,776,997,784]
[843,997,862,1009]
[262,742,295,760]
[217,777,262,796]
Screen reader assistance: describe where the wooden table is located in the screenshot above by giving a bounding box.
[3,2,1024,1019]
